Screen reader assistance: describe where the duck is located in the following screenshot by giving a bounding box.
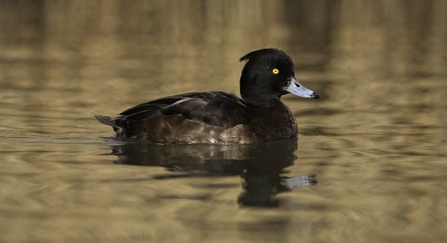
[95,48,319,144]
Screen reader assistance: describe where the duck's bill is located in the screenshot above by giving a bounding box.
[286,77,319,99]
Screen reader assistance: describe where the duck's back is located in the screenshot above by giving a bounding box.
[96,91,298,144]
[96,91,256,143]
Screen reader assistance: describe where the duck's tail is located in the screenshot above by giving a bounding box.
[95,115,126,137]
[94,115,117,127]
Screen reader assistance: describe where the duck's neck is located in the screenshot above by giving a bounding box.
[247,101,298,140]
[240,75,283,107]
[242,95,281,107]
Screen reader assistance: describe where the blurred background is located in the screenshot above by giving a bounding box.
[1,1,447,243]
[1,0,446,135]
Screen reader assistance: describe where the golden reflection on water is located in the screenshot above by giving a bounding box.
[1,1,447,243]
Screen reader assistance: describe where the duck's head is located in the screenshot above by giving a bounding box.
[239,48,319,107]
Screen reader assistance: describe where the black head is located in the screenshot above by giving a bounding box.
[239,48,319,107]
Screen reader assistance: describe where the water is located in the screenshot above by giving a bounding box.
[1,1,447,242]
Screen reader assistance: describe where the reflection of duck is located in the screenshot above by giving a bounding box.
[110,137,317,207]
[96,48,319,144]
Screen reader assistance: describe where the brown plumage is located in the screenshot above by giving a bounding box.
[95,48,319,144]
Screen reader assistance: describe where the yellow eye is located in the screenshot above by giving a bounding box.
[272,68,279,74]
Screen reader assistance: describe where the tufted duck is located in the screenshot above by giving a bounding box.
[95,48,319,144]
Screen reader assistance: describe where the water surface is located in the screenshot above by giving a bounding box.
[1,1,447,243]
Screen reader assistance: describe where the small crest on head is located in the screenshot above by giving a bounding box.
[238,48,294,75]
[239,48,290,63]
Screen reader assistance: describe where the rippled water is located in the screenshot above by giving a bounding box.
[1,1,447,243]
